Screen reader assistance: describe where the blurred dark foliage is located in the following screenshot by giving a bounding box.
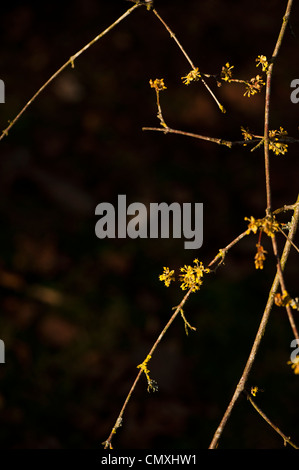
[0,0,298,449]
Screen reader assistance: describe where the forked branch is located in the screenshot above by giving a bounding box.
[209,194,299,449]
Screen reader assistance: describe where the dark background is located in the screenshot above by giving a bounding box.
[0,0,298,449]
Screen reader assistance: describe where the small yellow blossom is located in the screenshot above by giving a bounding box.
[251,386,263,397]
[220,62,234,82]
[261,216,280,237]
[245,216,260,234]
[244,75,265,97]
[159,267,175,287]
[149,78,167,91]
[275,290,298,309]
[241,126,253,141]
[181,67,201,85]
[137,355,158,392]
[254,243,267,270]
[269,127,288,155]
[245,215,280,237]
[256,55,269,72]
[179,259,209,292]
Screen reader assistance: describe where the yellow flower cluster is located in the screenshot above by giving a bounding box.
[149,78,167,91]
[241,126,253,141]
[256,55,269,72]
[220,62,234,82]
[244,75,265,97]
[137,355,158,392]
[269,127,288,155]
[181,67,201,85]
[250,386,263,397]
[218,56,269,97]
[159,259,209,292]
[179,259,210,292]
[245,215,280,238]
[159,267,175,287]
[241,126,289,155]
[274,290,298,309]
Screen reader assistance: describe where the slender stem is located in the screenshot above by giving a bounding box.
[264,73,272,214]
[207,230,249,269]
[152,8,225,112]
[102,286,194,449]
[285,304,299,342]
[102,368,143,449]
[271,230,299,341]
[155,90,168,128]
[263,0,294,214]
[152,8,195,70]
[142,126,239,148]
[142,126,299,148]
[209,195,299,449]
[277,225,299,254]
[0,3,140,141]
[244,391,299,449]
[273,202,299,215]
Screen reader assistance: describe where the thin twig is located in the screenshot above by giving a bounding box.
[152,9,196,70]
[142,126,235,147]
[273,202,299,215]
[142,126,299,149]
[276,225,299,254]
[263,0,294,214]
[102,286,194,449]
[151,8,225,112]
[244,390,299,449]
[0,3,141,141]
[277,196,299,340]
[271,227,299,341]
[207,230,249,269]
